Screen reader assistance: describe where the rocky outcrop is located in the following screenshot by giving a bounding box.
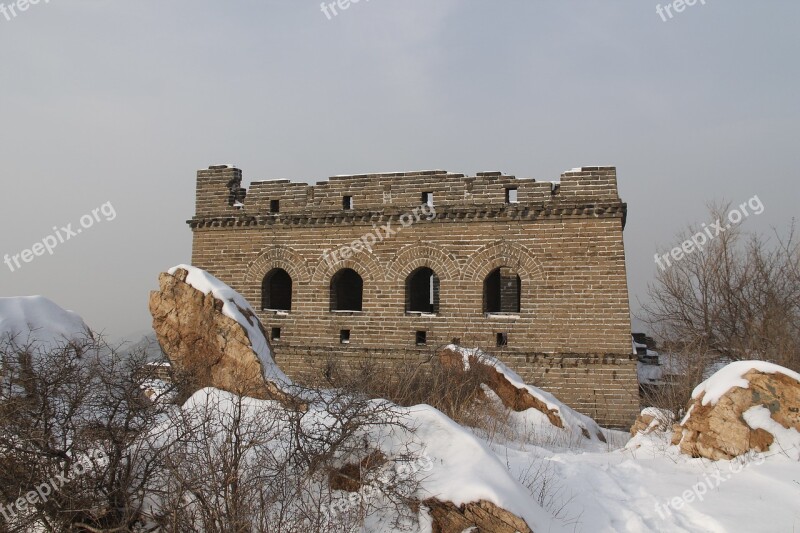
[425,499,534,533]
[327,452,535,533]
[672,363,800,460]
[439,346,606,442]
[149,267,299,407]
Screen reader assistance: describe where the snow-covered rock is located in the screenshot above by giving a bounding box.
[149,265,296,405]
[0,295,92,350]
[673,361,800,460]
[441,345,607,442]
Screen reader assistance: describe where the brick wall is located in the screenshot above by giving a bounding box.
[187,165,638,428]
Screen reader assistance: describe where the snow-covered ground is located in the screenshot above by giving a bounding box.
[148,385,800,533]
[3,289,799,532]
[494,428,800,533]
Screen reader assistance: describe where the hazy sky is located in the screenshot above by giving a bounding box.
[1,1,797,340]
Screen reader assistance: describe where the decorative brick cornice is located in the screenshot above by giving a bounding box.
[187,201,627,230]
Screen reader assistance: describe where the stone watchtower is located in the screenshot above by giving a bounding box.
[188,165,639,427]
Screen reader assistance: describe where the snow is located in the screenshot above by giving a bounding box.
[659,352,687,376]
[331,170,446,177]
[638,361,664,384]
[641,407,673,421]
[167,265,289,385]
[140,378,176,403]
[159,387,566,533]
[690,360,800,406]
[742,405,800,461]
[0,295,91,349]
[514,430,800,533]
[160,385,800,532]
[371,402,567,532]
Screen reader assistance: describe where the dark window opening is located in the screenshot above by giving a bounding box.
[483,267,521,313]
[270,199,280,213]
[496,332,508,347]
[505,188,518,203]
[416,331,427,345]
[422,191,433,207]
[271,327,281,341]
[343,196,353,210]
[262,268,293,311]
[330,268,363,311]
[406,267,440,313]
[340,329,351,344]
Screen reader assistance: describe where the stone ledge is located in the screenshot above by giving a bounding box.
[187,202,627,229]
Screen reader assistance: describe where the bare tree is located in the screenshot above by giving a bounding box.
[642,205,799,408]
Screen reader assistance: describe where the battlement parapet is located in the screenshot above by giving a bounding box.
[193,165,621,220]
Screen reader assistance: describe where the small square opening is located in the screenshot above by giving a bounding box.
[422,192,433,207]
[270,199,280,213]
[270,327,281,341]
[505,188,518,203]
[496,332,508,347]
[340,329,351,344]
[416,330,427,346]
[343,196,353,210]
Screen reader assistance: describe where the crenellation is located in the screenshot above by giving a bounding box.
[194,165,624,217]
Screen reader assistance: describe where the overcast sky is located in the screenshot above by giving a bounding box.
[0,1,797,340]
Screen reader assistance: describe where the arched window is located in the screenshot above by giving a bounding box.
[330,268,363,311]
[262,268,292,311]
[406,267,440,313]
[483,267,520,313]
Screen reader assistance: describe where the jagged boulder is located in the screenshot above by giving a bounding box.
[149,265,299,407]
[326,451,536,533]
[425,499,534,533]
[672,361,800,460]
[439,346,606,442]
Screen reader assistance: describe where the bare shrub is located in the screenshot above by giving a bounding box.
[320,354,493,427]
[0,331,176,532]
[0,329,426,532]
[146,380,423,532]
